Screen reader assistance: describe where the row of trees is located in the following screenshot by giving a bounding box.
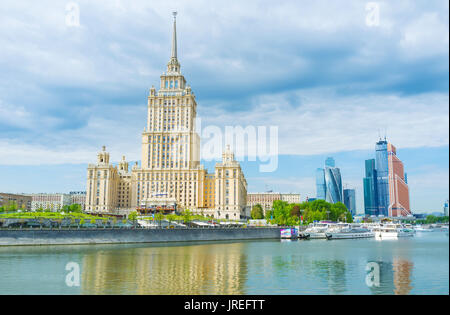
[0,203,83,214]
[251,199,353,225]
[416,215,449,224]
[0,201,19,213]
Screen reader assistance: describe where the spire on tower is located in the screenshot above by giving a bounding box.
[171,11,178,60]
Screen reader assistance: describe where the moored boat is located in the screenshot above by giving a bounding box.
[299,222,334,239]
[372,223,415,239]
[325,225,374,240]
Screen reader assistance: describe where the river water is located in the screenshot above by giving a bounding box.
[0,231,448,294]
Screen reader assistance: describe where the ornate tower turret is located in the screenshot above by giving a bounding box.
[97,146,110,165]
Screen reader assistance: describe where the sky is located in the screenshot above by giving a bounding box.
[0,0,448,213]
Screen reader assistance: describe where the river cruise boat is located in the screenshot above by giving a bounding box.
[414,224,435,232]
[325,225,374,240]
[372,223,415,239]
[299,222,334,239]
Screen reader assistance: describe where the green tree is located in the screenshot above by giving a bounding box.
[166,213,177,226]
[129,211,138,222]
[155,212,165,227]
[182,209,193,225]
[272,200,291,226]
[251,204,264,219]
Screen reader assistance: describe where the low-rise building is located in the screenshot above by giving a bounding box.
[280,193,301,204]
[69,191,87,210]
[247,192,301,216]
[0,193,32,211]
[29,193,72,212]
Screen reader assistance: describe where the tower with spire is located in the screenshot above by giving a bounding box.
[85,13,247,219]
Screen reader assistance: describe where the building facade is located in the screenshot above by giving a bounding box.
[29,193,72,211]
[363,139,411,217]
[247,192,301,216]
[316,157,343,204]
[85,13,247,219]
[343,189,356,216]
[69,191,87,210]
[280,193,301,204]
[0,193,32,211]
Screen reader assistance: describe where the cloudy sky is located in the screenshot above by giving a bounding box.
[0,0,448,213]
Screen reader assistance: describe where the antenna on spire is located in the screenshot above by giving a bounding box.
[171,11,178,60]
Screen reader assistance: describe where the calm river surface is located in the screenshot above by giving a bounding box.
[0,232,448,294]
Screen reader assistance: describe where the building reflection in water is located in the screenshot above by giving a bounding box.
[393,259,413,295]
[367,259,413,295]
[311,260,347,294]
[80,242,247,294]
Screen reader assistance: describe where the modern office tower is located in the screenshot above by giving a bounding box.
[325,166,343,203]
[85,13,247,219]
[387,143,411,217]
[363,159,379,216]
[343,189,356,216]
[375,140,390,216]
[444,200,449,216]
[316,168,326,200]
[363,139,411,217]
[316,158,343,203]
[325,157,336,168]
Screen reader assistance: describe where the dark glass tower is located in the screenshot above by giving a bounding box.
[375,140,389,216]
[316,168,326,200]
[363,159,379,216]
[343,189,356,216]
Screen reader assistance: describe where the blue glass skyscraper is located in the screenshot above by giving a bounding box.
[325,167,343,203]
[316,168,326,200]
[325,157,335,168]
[363,159,379,216]
[375,140,389,216]
[316,157,343,204]
[344,189,356,216]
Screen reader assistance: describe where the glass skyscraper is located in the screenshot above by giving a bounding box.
[316,168,326,200]
[316,157,343,204]
[375,140,390,217]
[325,157,336,168]
[363,159,379,216]
[364,139,411,217]
[343,189,356,216]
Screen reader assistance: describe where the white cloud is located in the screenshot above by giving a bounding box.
[198,90,449,156]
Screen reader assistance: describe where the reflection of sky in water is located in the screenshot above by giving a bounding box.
[0,233,448,294]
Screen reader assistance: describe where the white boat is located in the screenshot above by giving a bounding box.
[414,224,435,232]
[372,223,415,239]
[300,223,334,239]
[325,224,374,240]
